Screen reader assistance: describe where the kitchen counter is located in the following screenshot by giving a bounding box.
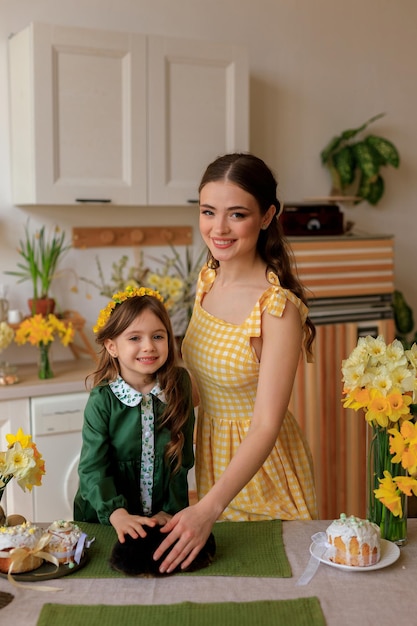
[0,359,95,400]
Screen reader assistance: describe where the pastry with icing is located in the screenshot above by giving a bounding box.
[326,513,381,567]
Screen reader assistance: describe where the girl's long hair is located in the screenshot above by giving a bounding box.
[87,295,192,473]
[199,152,315,360]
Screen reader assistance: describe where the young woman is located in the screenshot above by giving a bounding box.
[153,153,317,573]
[73,287,196,543]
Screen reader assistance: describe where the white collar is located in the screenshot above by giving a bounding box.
[109,376,166,407]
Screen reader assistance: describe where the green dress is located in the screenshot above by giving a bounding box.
[73,368,195,524]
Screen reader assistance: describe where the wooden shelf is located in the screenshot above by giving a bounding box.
[72,226,193,248]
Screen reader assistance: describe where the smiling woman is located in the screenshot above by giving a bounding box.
[152,152,317,575]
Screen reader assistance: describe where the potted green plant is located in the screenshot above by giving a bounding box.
[392,289,417,351]
[320,113,400,205]
[5,222,71,315]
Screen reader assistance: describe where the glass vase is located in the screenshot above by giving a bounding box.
[367,424,407,545]
[38,343,54,379]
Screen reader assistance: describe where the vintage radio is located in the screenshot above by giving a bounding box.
[279,202,344,236]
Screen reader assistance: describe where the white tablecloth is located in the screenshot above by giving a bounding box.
[1,519,415,626]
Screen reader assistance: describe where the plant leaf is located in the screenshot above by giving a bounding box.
[320,113,386,163]
[365,135,400,168]
[352,142,380,180]
[365,175,384,205]
[332,145,355,188]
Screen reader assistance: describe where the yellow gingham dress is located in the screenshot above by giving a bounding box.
[182,266,317,521]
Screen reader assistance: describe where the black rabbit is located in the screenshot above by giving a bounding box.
[109,524,216,577]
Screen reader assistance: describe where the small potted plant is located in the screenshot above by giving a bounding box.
[320,113,400,205]
[5,221,71,315]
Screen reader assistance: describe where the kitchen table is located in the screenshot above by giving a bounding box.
[1,519,415,626]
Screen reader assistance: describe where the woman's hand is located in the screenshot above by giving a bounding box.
[110,508,156,543]
[153,502,217,573]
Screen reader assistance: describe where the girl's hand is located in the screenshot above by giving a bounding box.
[153,502,217,573]
[149,510,172,526]
[110,508,156,543]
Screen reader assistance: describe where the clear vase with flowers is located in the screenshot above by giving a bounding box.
[14,314,75,379]
[342,335,417,545]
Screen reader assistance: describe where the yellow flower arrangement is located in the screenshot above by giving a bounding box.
[93,286,164,333]
[0,428,45,503]
[14,314,74,348]
[342,335,417,542]
[14,314,75,379]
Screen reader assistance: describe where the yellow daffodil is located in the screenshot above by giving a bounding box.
[365,389,392,427]
[374,471,403,517]
[342,387,370,410]
[387,389,412,422]
[0,429,45,497]
[6,427,32,449]
[14,314,74,348]
[389,426,408,464]
[389,420,417,474]
[394,475,417,497]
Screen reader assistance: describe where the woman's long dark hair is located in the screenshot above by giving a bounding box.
[87,295,192,473]
[199,152,315,360]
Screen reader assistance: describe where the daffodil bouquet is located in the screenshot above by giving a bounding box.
[14,314,74,348]
[0,428,45,506]
[342,335,417,542]
[14,314,75,379]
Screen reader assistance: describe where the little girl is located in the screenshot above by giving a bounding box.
[73,286,196,544]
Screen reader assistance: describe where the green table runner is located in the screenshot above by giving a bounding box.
[74,519,291,578]
[37,598,326,626]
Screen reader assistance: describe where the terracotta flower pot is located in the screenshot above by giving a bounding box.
[28,298,56,316]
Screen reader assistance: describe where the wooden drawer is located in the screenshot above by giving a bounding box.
[290,237,394,299]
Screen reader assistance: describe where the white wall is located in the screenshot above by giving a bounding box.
[1,0,417,364]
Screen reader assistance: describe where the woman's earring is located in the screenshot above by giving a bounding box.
[261,223,268,230]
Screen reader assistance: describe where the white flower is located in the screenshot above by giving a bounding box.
[342,335,417,398]
[0,322,14,352]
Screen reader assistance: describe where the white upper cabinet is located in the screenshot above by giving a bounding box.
[8,23,249,206]
[147,35,249,205]
[9,23,148,206]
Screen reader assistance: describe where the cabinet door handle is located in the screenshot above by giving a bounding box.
[76,198,112,203]
[187,199,199,204]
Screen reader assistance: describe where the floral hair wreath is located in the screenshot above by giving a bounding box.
[93,285,164,333]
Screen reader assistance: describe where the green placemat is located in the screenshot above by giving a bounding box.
[74,519,291,578]
[37,598,326,626]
